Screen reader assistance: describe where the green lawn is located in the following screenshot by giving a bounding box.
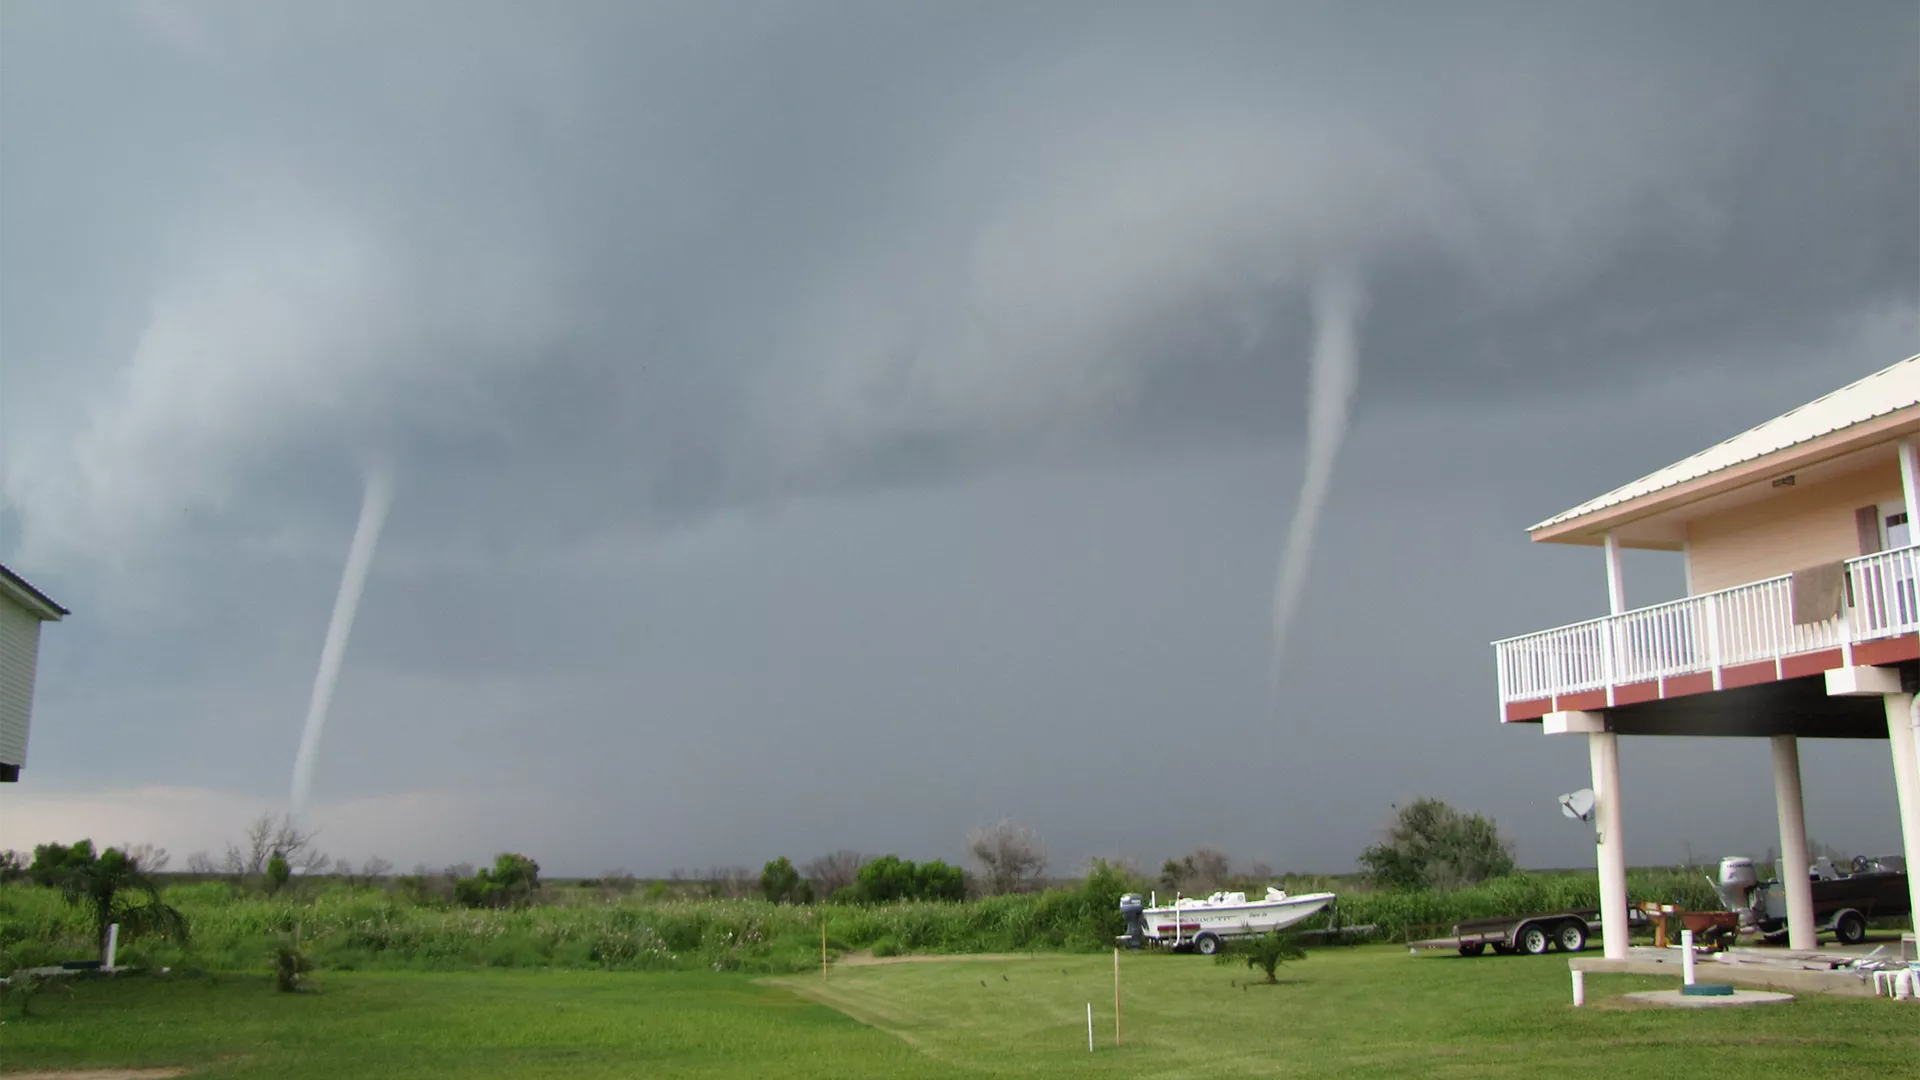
[0,969,957,1079]
[773,947,1920,1078]
[4,947,1916,1078]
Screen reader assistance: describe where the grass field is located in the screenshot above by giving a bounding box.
[6,946,1917,1078]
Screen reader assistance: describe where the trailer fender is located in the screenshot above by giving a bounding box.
[1829,909,1868,946]
[1515,921,1554,955]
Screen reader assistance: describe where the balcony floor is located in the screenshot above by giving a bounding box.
[1502,633,1919,723]
[1583,671,1912,739]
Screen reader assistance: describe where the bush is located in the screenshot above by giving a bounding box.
[271,935,308,992]
[1359,798,1515,891]
[1217,930,1306,984]
[760,857,812,904]
[854,856,965,903]
[29,841,96,888]
[454,854,541,910]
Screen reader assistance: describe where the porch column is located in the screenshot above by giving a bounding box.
[1769,735,1816,950]
[1886,693,1920,930]
[1899,438,1918,530]
[1588,731,1629,959]
[1603,532,1626,614]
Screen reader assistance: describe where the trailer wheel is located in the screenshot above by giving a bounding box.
[1520,925,1552,955]
[1457,943,1486,957]
[1555,921,1588,953]
[1194,933,1223,956]
[1833,911,1867,946]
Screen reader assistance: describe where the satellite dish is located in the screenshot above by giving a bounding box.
[1558,789,1595,822]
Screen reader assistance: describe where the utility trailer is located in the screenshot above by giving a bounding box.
[1407,909,1602,957]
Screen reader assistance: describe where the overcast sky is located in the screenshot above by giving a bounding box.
[3,1,1917,879]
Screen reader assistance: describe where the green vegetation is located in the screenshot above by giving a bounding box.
[27,840,189,964]
[760,856,812,904]
[0,863,1726,977]
[6,948,1915,1078]
[452,853,542,909]
[853,853,967,902]
[1216,929,1307,983]
[1360,796,1517,890]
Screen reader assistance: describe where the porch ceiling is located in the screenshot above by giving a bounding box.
[1600,667,1916,739]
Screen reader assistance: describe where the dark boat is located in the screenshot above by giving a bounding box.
[1713,854,1910,945]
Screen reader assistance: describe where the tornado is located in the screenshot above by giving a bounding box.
[1270,269,1366,694]
[289,467,393,821]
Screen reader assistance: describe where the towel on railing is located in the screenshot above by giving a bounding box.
[1790,561,1847,625]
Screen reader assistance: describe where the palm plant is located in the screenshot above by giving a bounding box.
[1216,929,1307,984]
[57,845,190,964]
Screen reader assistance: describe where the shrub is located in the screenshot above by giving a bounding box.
[1217,930,1306,984]
[853,856,966,903]
[266,852,291,896]
[29,841,96,887]
[1359,798,1515,891]
[454,854,541,909]
[914,860,966,902]
[271,934,309,992]
[760,857,812,904]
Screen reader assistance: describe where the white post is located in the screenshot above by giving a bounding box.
[105,923,120,971]
[1589,731,1629,959]
[1086,1003,1094,1052]
[1571,968,1586,1006]
[1886,694,1920,931]
[1603,533,1626,704]
[1681,929,1696,985]
[1604,532,1627,614]
[1898,438,1919,533]
[1770,735,1817,951]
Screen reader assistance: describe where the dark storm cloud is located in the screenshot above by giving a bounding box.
[2,1,1915,873]
[5,0,1914,570]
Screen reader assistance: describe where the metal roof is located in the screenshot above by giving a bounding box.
[0,562,68,620]
[1530,353,1920,533]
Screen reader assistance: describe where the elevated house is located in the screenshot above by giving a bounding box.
[0,561,69,782]
[1494,354,1920,958]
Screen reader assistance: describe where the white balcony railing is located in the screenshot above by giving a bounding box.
[1494,545,1919,710]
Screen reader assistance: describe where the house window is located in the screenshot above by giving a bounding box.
[1883,502,1911,550]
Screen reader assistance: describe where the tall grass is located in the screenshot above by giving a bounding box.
[0,867,1722,975]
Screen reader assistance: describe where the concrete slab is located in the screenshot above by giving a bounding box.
[1568,944,1883,997]
[1623,988,1795,1008]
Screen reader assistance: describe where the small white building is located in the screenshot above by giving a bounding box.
[1495,353,1920,957]
[0,561,69,783]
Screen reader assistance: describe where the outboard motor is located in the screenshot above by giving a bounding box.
[1714,857,1763,930]
[1118,893,1146,948]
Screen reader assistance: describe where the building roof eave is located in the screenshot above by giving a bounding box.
[0,562,69,620]
[1526,355,1920,541]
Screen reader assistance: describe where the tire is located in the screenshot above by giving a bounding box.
[1556,921,1588,953]
[1194,933,1223,956]
[1491,943,1516,955]
[1519,925,1552,955]
[1833,911,1867,946]
[1458,943,1487,957]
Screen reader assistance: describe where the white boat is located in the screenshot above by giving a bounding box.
[1119,887,1337,954]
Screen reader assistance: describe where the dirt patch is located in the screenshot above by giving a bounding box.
[832,951,1047,968]
[5,1071,190,1080]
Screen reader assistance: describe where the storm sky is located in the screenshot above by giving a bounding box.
[3,0,1917,878]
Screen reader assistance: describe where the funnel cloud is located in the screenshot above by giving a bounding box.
[289,468,393,821]
[1271,270,1367,691]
